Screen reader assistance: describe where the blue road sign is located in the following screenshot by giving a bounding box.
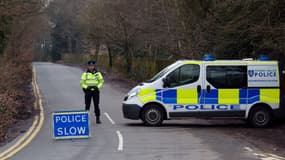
[52,111,90,139]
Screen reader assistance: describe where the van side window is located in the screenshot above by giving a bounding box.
[167,64,200,87]
[206,66,247,88]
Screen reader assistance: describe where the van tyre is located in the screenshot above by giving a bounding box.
[249,107,272,128]
[141,104,164,126]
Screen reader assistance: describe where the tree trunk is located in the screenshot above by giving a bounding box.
[174,0,187,31]
[107,44,113,68]
[67,35,72,53]
[125,41,132,73]
[94,43,100,61]
[148,44,152,58]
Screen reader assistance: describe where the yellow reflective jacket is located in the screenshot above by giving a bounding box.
[80,70,104,90]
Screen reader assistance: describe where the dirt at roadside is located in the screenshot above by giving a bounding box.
[0,84,35,147]
[104,70,285,157]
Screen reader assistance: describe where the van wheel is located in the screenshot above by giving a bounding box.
[249,107,272,128]
[141,104,164,126]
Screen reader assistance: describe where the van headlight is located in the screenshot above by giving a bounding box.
[127,88,141,100]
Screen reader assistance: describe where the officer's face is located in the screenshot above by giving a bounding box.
[88,65,95,70]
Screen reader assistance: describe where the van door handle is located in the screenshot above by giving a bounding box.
[206,85,211,93]
[197,85,201,93]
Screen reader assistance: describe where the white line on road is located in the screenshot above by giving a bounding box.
[104,112,116,125]
[244,146,285,160]
[103,112,124,151]
[266,154,285,160]
[116,131,123,151]
[253,152,285,160]
[244,147,253,152]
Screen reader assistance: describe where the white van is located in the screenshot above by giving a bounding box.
[122,56,285,127]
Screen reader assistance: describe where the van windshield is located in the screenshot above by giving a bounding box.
[146,62,180,83]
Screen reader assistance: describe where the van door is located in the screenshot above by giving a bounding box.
[163,63,202,117]
[202,65,247,117]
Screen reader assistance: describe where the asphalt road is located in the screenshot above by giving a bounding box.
[9,62,263,160]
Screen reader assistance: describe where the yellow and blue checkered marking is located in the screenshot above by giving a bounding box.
[138,88,279,105]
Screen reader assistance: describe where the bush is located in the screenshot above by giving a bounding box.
[63,54,174,81]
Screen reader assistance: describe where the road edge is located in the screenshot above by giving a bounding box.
[0,65,45,160]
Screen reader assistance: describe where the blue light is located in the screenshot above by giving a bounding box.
[258,54,270,61]
[203,54,215,61]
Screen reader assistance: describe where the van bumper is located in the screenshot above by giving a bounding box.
[122,103,141,120]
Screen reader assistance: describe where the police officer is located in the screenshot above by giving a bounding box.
[80,60,104,124]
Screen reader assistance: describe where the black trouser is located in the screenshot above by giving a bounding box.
[84,89,100,117]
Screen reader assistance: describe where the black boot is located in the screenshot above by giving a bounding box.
[96,117,102,124]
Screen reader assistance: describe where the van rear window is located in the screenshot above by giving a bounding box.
[206,66,247,88]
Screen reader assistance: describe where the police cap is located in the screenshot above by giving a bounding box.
[87,60,96,65]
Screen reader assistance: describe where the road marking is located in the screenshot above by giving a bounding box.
[116,131,123,151]
[253,152,285,160]
[267,153,285,160]
[244,147,254,152]
[254,153,279,160]
[266,154,285,160]
[104,112,124,151]
[244,147,285,160]
[0,65,45,160]
[104,112,116,125]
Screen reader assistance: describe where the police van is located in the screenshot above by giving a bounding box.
[122,55,285,127]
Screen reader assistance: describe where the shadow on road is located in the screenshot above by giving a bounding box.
[124,120,249,129]
[124,119,285,157]
[124,118,285,128]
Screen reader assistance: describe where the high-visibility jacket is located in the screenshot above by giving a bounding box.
[80,70,104,90]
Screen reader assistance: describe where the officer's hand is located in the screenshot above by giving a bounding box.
[83,88,87,93]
